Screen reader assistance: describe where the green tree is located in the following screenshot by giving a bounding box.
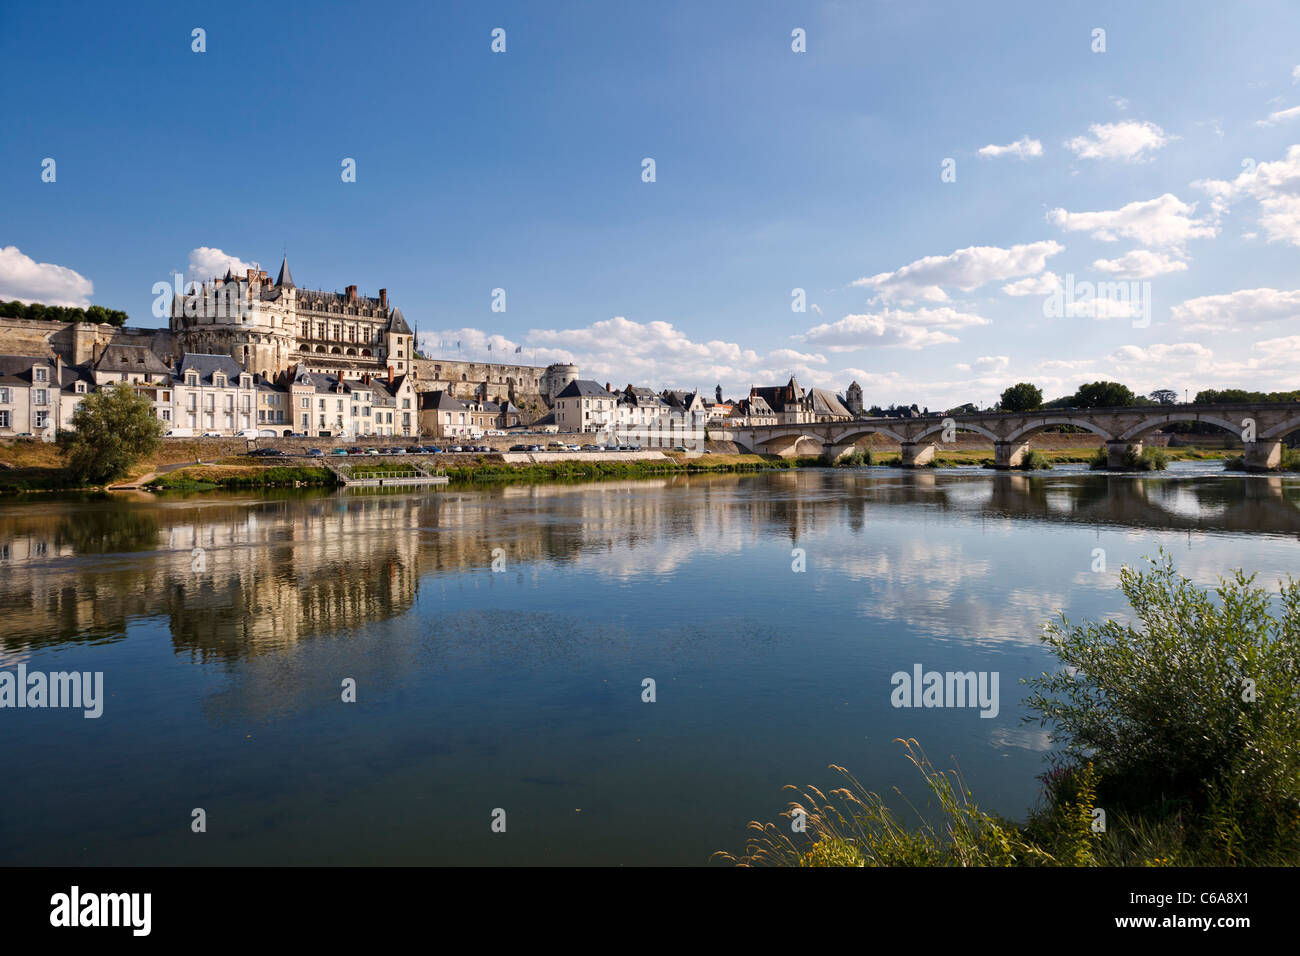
[1149,389,1178,405]
[58,383,163,484]
[999,382,1043,412]
[1072,381,1135,408]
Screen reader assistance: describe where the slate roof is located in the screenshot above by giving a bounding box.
[807,387,853,419]
[276,256,295,289]
[556,379,613,399]
[177,353,246,385]
[420,390,467,411]
[386,308,412,335]
[94,344,171,376]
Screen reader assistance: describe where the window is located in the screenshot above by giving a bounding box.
[300,396,309,409]
[0,388,8,403]
[186,373,198,386]
[34,367,47,382]
[0,411,8,428]
[33,389,48,405]
[34,411,48,428]
[214,375,225,388]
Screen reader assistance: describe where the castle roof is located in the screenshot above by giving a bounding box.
[276,256,295,289]
[386,308,411,335]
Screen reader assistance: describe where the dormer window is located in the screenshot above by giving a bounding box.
[34,367,47,383]
[214,375,225,388]
[241,375,251,389]
[75,382,86,394]
[186,373,198,387]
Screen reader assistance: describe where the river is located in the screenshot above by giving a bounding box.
[0,463,1296,864]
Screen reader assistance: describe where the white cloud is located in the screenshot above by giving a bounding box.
[457,316,766,393]
[0,246,94,307]
[1252,334,1300,354]
[978,136,1043,160]
[1194,145,1300,246]
[853,240,1063,302]
[1256,105,1300,127]
[955,355,1010,374]
[1170,287,1300,333]
[1109,342,1214,366]
[766,348,827,365]
[1091,250,1188,278]
[1047,194,1216,249]
[1002,271,1062,296]
[186,247,257,283]
[802,307,990,351]
[1293,65,1300,83]
[1064,120,1171,162]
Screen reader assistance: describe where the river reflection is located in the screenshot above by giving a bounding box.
[0,464,1297,864]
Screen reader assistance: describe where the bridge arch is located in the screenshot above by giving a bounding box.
[1117,413,1242,442]
[910,421,1001,444]
[824,425,910,446]
[1261,415,1300,440]
[1006,417,1117,443]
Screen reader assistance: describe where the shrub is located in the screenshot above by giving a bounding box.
[1024,551,1300,863]
[830,448,871,467]
[1017,449,1052,470]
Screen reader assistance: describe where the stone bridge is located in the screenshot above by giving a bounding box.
[719,402,1300,471]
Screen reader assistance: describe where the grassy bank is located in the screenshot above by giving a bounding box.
[0,442,1253,495]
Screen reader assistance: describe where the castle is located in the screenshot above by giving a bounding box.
[166,258,576,411]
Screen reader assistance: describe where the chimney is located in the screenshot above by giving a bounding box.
[379,289,387,308]
[92,341,102,364]
[605,382,611,393]
[388,365,394,385]
[346,285,357,302]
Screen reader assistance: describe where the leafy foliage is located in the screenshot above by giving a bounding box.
[1025,552,1300,862]
[0,299,127,326]
[1000,382,1043,412]
[57,383,162,484]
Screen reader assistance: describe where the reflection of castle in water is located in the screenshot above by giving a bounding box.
[0,472,1297,660]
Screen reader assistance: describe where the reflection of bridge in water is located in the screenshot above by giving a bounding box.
[723,402,1300,470]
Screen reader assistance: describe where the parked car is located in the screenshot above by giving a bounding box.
[202,431,222,437]
[528,444,543,452]
[165,427,194,437]
[348,447,364,455]
[249,447,285,457]
[366,448,380,455]
[307,448,325,457]
[405,446,423,454]
[509,444,528,452]
[331,448,349,456]
[423,446,443,454]
[672,446,688,452]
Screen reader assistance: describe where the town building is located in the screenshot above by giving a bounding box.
[554,380,616,432]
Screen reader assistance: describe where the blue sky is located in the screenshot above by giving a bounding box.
[3,0,1299,407]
